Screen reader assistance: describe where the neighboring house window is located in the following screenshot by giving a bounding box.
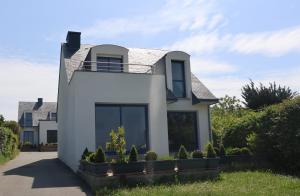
[49,112,57,121]
[23,131,34,144]
[167,112,198,152]
[95,104,148,153]
[47,130,57,143]
[97,56,123,72]
[23,112,32,127]
[171,60,186,98]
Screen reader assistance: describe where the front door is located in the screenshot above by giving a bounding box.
[167,112,198,152]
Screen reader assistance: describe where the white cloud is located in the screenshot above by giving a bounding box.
[168,26,300,56]
[0,58,58,120]
[83,0,223,39]
[191,58,236,74]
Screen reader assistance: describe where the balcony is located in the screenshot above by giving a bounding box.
[78,61,155,74]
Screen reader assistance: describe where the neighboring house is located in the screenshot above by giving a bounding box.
[18,98,58,145]
[58,31,218,171]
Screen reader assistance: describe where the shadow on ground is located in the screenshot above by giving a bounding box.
[4,158,91,194]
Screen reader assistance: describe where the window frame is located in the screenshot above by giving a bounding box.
[171,60,186,98]
[94,104,149,152]
[23,112,33,127]
[47,130,57,144]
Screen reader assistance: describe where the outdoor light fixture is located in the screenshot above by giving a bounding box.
[174,166,178,172]
[107,170,114,177]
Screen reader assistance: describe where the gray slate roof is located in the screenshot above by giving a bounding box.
[62,44,217,102]
[18,102,57,126]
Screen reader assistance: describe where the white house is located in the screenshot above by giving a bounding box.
[57,31,218,171]
[18,98,58,145]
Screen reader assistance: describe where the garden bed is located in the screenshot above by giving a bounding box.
[78,158,220,190]
[39,144,57,152]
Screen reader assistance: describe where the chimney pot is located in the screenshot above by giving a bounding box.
[66,31,81,51]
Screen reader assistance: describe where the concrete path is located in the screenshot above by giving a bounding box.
[0,152,92,196]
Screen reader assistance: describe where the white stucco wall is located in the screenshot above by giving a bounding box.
[60,71,169,171]
[39,121,58,144]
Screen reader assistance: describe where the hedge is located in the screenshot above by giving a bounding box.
[0,127,18,163]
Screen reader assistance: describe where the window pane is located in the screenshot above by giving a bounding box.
[173,81,185,98]
[97,57,109,71]
[172,61,184,80]
[109,58,123,72]
[122,106,147,151]
[47,130,57,143]
[167,112,198,152]
[24,113,32,127]
[95,106,120,149]
[23,131,34,144]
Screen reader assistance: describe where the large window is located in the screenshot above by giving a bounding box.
[23,112,32,127]
[95,104,148,153]
[167,112,198,152]
[171,60,186,98]
[23,131,34,144]
[97,56,123,72]
[47,130,57,143]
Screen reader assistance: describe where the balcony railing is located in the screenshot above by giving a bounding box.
[78,61,155,74]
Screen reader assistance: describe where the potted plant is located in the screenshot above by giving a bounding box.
[206,143,219,169]
[145,151,175,173]
[176,146,207,171]
[84,147,109,176]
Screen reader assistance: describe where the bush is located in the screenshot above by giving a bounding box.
[88,153,96,163]
[206,143,216,158]
[226,147,251,156]
[191,150,203,159]
[0,127,18,160]
[219,144,226,157]
[95,146,106,163]
[145,151,157,161]
[106,127,126,163]
[214,147,220,156]
[178,145,188,159]
[81,147,90,160]
[129,145,138,162]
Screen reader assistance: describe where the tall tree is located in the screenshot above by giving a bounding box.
[242,80,296,110]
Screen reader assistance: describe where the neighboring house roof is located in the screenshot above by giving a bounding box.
[18,102,57,127]
[62,44,218,103]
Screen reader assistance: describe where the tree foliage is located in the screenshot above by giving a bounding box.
[106,127,126,163]
[242,80,296,110]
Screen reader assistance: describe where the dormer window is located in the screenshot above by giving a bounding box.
[97,56,123,72]
[23,112,32,127]
[171,60,186,98]
[48,112,57,121]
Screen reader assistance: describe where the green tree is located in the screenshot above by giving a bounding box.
[0,115,4,126]
[242,80,296,110]
[2,121,20,135]
[106,127,126,163]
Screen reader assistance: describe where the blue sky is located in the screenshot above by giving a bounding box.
[1,0,300,120]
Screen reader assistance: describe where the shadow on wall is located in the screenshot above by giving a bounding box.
[3,158,91,194]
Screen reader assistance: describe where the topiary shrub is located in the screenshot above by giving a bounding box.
[145,151,157,161]
[206,143,217,158]
[106,127,126,163]
[129,145,138,162]
[178,145,188,159]
[81,147,90,160]
[94,146,106,163]
[219,144,226,157]
[191,150,203,159]
[87,152,96,163]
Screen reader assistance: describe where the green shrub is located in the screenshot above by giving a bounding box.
[214,147,220,156]
[0,127,18,160]
[145,151,157,161]
[88,152,96,163]
[106,127,126,163]
[178,145,188,159]
[95,146,106,163]
[129,145,138,162]
[191,150,203,159]
[206,143,216,158]
[226,147,251,156]
[23,141,32,146]
[81,147,90,160]
[219,144,226,157]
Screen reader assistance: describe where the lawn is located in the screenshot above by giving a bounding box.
[97,171,300,196]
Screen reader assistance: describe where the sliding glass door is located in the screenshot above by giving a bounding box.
[95,104,148,152]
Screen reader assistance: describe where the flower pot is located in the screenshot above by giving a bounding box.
[111,161,145,175]
[145,160,175,173]
[176,159,206,171]
[84,162,109,175]
[206,158,220,169]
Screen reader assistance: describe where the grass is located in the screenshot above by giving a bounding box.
[96,171,300,196]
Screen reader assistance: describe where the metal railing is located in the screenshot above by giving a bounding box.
[78,61,155,74]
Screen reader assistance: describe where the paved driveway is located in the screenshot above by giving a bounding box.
[0,152,92,196]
